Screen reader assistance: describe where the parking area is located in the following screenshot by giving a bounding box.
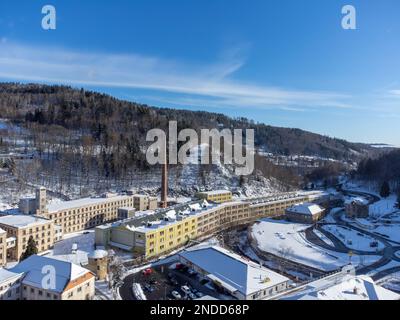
[120,262,229,300]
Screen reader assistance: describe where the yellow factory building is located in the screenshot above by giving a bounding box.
[195,190,232,203]
[96,191,329,260]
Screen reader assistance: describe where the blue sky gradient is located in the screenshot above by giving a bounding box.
[0,0,399,145]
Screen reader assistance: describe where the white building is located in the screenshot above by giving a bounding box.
[179,245,290,300]
[278,268,400,300]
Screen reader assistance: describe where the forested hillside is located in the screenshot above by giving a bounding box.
[0,82,387,197]
[0,83,379,158]
[355,149,400,191]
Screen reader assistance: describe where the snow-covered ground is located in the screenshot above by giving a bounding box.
[372,224,400,243]
[322,225,384,252]
[95,280,117,300]
[369,195,397,218]
[251,219,381,272]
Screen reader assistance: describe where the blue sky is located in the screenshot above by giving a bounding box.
[0,0,399,146]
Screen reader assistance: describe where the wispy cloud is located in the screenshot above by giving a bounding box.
[388,89,400,96]
[0,41,353,111]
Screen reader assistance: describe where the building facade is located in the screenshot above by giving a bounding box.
[0,229,6,267]
[21,187,162,235]
[39,192,137,234]
[96,191,325,260]
[196,190,233,203]
[0,216,54,261]
[133,195,158,211]
[345,200,369,219]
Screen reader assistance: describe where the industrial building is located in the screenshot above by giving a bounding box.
[179,245,290,300]
[285,202,325,224]
[196,190,232,203]
[0,215,55,261]
[133,194,158,211]
[96,191,327,259]
[27,187,158,235]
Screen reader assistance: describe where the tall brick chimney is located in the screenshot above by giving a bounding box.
[160,140,168,208]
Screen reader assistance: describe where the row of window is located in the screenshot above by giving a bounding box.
[21,224,52,237]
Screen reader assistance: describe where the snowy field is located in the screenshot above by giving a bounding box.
[372,224,400,243]
[251,219,381,272]
[322,225,385,252]
[369,195,397,218]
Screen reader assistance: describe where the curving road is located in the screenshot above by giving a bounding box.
[305,189,400,280]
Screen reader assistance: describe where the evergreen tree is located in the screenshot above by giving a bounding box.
[380,181,391,198]
[21,236,38,260]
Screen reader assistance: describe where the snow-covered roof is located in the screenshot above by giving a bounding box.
[0,268,23,283]
[133,200,222,232]
[197,190,232,196]
[179,245,289,297]
[0,215,51,228]
[0,227,5,234]
[88,249,108,259]
[10,255,92,293]
[286,202,324,216]
[48,250,89,266]
[47,194,133,213]
[344,196,369,206]
[281,274,400,300]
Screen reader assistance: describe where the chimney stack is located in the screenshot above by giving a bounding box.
[161,140,168,208]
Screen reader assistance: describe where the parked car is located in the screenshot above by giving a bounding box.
[181,285,191,296]
[175,263,184,270]
[171,291,182,299]
[142,268,153,276]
